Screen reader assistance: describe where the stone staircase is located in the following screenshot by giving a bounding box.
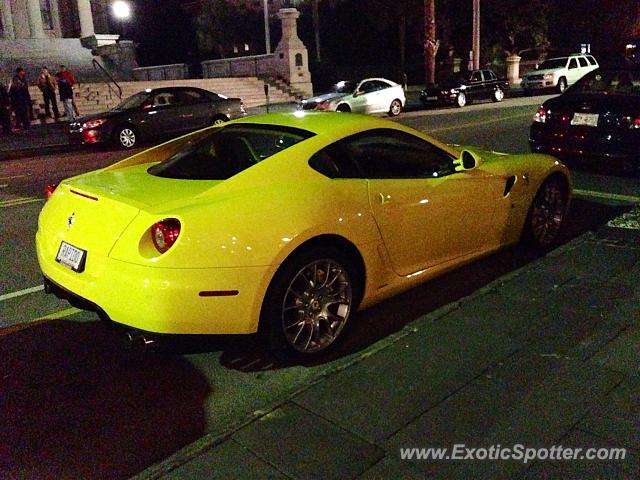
[28,77,298,119]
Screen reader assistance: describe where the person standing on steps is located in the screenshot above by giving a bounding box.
[37,67,60,120]
[56,68,76,121]
[57,65,80,117]
[9,67,31,130]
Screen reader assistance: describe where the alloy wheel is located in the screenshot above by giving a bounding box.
[119,128,136,148]
[530,180,567,248]
[281,259,352,353]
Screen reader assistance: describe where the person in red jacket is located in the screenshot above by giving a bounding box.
[56,65,80,116]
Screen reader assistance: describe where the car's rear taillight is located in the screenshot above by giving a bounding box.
[151,219,181,254]
[629,116,640,129]
[44,183,58,201]
[533,106,547,123]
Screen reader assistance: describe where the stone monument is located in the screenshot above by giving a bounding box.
[274,8,313,97]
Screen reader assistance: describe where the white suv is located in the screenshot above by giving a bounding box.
[521,54,599,94]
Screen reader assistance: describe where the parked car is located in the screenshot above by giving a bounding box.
[299,78,406,116]
[69,86,246,149]
[529,67,640,175]
[38,112,570,358]
[420,69,509,108]
[521,54,599,94]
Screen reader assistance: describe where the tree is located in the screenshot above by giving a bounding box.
[424,0,439,85]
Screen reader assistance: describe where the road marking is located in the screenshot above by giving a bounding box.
[0,174,29,180]
[35,307,81,320]
[573,189,640,204]
[429,112,533,133]
[0,285,44,302]
[0,196,43,208]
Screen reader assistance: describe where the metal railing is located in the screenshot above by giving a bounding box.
[92,59,122,100]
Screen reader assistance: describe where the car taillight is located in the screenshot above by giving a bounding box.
[533,106,547,123]
[316,100,331,111]
[629,116,640,129]
[44,183,58,200]
[151,219,181,254]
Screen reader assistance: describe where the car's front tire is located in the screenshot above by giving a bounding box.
[492,87,504,102]
[388,99,403,116]
[113,125,138,149]
[557,77,568,94]
[336,104,351,113]
[456,92,467,107]
[523,174,569,250]
[211,115,228,126]
[261,246,358,359]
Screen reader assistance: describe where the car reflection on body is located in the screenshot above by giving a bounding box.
[530,67,640,175]
[69,86,246,149]
[39,112,570,358]
[299,78,406,116]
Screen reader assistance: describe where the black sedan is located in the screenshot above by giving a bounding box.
[420,69,508,108]
[70,87,246,149]
[529,68,640,175]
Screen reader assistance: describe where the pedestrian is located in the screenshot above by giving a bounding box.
[0,77,12,134]
[55,69,75,121]
[57,65,80,117]
[37,66,60,120]
[9,67,31,130]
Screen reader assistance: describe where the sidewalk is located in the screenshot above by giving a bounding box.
[134,220,640,480]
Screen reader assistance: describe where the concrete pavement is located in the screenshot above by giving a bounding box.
[132,216,640,480]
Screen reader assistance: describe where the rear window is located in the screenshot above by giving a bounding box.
[148,124,314,180]
[570,70,640,96]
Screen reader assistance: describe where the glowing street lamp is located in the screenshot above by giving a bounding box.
[112,0,131,38]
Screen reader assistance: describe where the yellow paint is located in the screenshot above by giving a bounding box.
[36,112,569,336]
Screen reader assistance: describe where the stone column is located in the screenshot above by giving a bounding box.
[506,55,522,85]
[77,0,95,37]
[275,8,313,97]
[27,0,46,38]
[1,0,15,39]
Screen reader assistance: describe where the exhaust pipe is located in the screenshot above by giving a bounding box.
[124,330,157,353]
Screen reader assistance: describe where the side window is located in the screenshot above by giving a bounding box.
[470,71,482,82]
[359,81,376,94]
[578,57,588,68]
[153,92,178,107]
[342,129,455,179]
[568,58,578,69]
[373,80,391,91]
[587,56,597,66]
[484,70,496,81]
[177,90,206,105]
[309,144,360,179]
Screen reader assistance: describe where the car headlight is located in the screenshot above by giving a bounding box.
[533,106,547,123]
[82,118,108,129]
[543,73,555,81]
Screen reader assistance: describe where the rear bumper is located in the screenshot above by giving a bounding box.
[36,228,272,335]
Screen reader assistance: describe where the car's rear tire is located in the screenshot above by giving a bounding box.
[492,87,504,102]
[211,115,228,126]
[522,175,569,250]
[113,125,138,149]
[336,104,351,113]
[456,92,467,107]
[261,246,358,359]
[557,77,568,94]
[388,99,403,116]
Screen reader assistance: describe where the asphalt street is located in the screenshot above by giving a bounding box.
[0,97,638,479]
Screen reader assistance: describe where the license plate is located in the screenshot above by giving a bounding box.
[56,241,86,272]
[571,113,599,127]
[426,96,438,101]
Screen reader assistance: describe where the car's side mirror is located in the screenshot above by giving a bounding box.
[353,90,364,97]
[454,149,482,172]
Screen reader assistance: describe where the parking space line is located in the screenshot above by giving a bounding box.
[35,307,81,321]
[429,112,533,133]
[0,196,43,208]
[573,189,640,204]
[0,285,44,302]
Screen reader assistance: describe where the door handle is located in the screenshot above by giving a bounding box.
[378,193,391,204]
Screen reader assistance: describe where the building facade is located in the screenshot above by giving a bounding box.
[0,0,111,40]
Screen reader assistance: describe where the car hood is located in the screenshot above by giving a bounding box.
[524,68,560,78]
[74,110,124,124]
[303,92,349,104]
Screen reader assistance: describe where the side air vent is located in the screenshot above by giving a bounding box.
[503,176,517,197]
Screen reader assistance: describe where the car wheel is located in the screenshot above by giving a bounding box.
[114,126,137,149]
[211,115,228,126]
[523,175,569,250]
[262,246,358,358]
[456,92,467,107]
[336,104,351,113]
[557,77,568,94]
[492,87,504,102]
[388,99,402,117]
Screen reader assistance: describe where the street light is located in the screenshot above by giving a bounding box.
[112,0,131,39]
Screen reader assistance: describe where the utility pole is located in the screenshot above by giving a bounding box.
[312,0,321,62]
[472,0,480,70]
[424,0,438,86]
[263,0,271,54]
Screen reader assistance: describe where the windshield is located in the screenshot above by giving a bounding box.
[111,91,149,111]
[442,74,466,87]
[331,81,356,93]
[538,58,568,70]
[569,70,640,96]
[148,124,315,180]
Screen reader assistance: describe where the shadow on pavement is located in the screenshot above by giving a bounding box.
[0,319,210,480]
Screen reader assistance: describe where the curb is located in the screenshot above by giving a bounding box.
[132,232,595,480]
[0,143,83,161]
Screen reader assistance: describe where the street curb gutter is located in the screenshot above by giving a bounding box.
[0,143,83,161]
[131,232,595,480]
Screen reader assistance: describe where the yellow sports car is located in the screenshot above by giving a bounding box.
[36,112,571,357]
